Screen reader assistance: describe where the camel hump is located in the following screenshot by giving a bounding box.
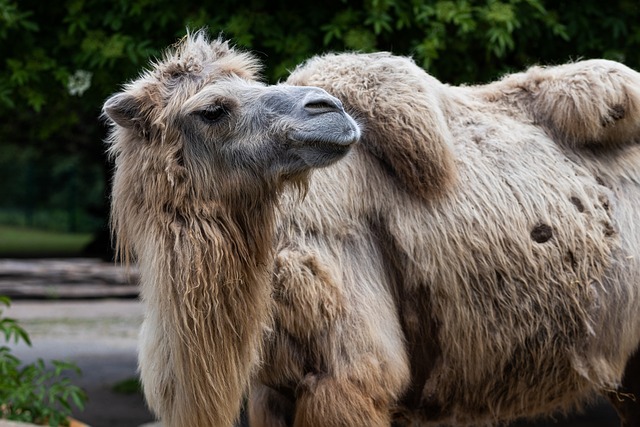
[496,59,640,149]
[287,52,456,200]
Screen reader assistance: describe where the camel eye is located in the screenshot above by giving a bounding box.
[197,105,227,123]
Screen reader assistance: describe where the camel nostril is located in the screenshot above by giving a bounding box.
[304,97,343,114]
[306,101,336,110]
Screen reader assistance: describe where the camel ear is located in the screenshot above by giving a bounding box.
[103,92,143,130]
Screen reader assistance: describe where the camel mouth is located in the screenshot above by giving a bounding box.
[289,112,361,148]
[289,129,360,148]
[286,119,359,169]
[287,137,355,169]
[288,127,358,168]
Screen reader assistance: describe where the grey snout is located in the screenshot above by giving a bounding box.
[303,90,344,115]
[266,85,359,151]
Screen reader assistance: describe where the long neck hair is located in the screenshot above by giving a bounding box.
[109,123,278,426]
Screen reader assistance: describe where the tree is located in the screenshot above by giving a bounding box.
[1,0,639,254]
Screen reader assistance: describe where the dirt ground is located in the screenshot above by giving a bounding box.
[0,259,623,427]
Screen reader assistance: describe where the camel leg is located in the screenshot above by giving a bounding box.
[248,383,295,427]
[267,238,409,427]
[293,373,391,427]
[607,346,640,427]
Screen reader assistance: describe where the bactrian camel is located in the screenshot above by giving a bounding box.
[104,31,640,427]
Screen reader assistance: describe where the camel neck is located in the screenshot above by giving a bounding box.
[134,200,275,426]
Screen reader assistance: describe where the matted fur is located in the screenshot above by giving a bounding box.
[107,32,272,427]
[253,55,640,426]
[108,30,640,427]
[104,31,359,427]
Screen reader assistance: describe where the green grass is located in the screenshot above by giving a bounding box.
[0,226,93,257]
[111,377,143,395]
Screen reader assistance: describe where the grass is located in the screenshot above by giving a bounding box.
[0,225,93,257]
[111,377,143,395]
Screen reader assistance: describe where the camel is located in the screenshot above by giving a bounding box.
[105,31,640,427]
[102,31,359,427]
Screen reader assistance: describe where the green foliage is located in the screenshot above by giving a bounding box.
[319,0,572,81]
[0,296,87,426]
[111,376,143,395]
[1,0,640,244]
[0,296,31,345]
[0,226,93,257]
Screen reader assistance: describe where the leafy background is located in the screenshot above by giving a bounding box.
[1,0,639,256]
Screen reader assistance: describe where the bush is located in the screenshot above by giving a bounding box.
[0,295,87,426]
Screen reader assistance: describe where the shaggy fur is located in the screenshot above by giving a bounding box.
[104,32,358,427]
[252,54,640,426]
[108,31,640,427]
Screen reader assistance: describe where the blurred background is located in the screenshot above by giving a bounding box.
[2,0,640,260]
[1,0,639,426]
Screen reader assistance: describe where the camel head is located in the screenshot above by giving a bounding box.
[103,31,360,212]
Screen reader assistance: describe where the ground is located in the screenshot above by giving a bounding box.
[0,259,622,427]
[4,299,155,427]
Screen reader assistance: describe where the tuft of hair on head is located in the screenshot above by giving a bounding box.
[102,29,263,142]
[157,28,263,82]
